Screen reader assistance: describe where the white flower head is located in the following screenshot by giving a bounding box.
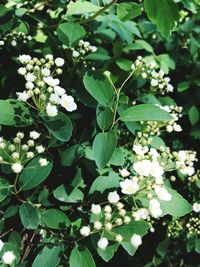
[46,103,58,117]
[43,77,60,87]
[154,186,172,201]
[36,145,45,154]
[16,91,30,102]
[30,131,41,140]
[18,54,31,64]
[39,158,49,166]
[91,204,101,215]
[41,68,51,77]
[60,94,77,112]
[49,93,61,104]
[55,57,65,67]
[119,168,130,178]
[149,198,162,218]
[108,191,120,204]
[151,79,159,87]
[2,251,16,265]
[25,73,36,82]
[11,162,23,173]
[94,221,102,230]
[97,237,108,250]
[25,81,34,90]
[130,234,142,248]
[120,178,139,195]
[54,86,66,96]
[80,226,90,237]
[193,203,200,213]
[18,67,27,76]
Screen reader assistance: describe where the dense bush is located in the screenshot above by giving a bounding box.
[0,0,199,266]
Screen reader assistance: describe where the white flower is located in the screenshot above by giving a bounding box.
[133,160,151,176]
[193,203,200,213]
[0,239,4,251]
[91,204,101,215]
[0,40,5,46]
[11,162,23,173]
[166,125,173,132]
[154,186,172,201]
[133,144,148,156]
[25,81,34,90]
[180,166,195,176]
[41,68,51,77]
[94,221,102,230]
[139,208,149,219]
[80,226,90,237]
[130,234,142,248]
[149,161,164,179]
[18,54,31,64]
[2,251,16,265]
[149,198,162,218]
[55,57,65,67]
[167,84,174,92]
[11,40,17,46]
[43,76,60,87]
[108,191,120,204]
[36,145,45,154]
[97,237,108,250]
[116,234,123,243]
[30,131,41,140]
[16,91,30,102]
[72,50,80,58]
[120,178,139,195]
[49,93,61,104]
[18,67,27,76]
[26,152,34,159]
[46,103,58,117]
[45,54,53,61]
[131,63,135,70]
[54,86,66,96]
[25,73,36,82]
[39,158,49,166]
[60,94,77,112]
[142,72,147,79]
[119,169,130,177]
[173,123,182,132]
[151,79,159,87]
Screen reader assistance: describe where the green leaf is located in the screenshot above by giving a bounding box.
[92,130,117,169]
[42,209,70,229]
[60,145,84,166]
[116,58,133,71]
[109,147,125,166]
[32,245,63,267]
[97,243,119,262]
[177,81,190,92]
[0,177,10,202]
[120,104,172,122]
[144,0,179,37]
[96,104,114,131]
[0,99,32,127]
[66,0,100,16]
[117,3,142,21]
[195,237,200,254]
[19,203,40,229]
[89,172,120,194]
[69,246,96,267]
[189,106,199,126]
[42,112,73,142]
[53,185,84,203]
[57,22,86,47]
[181,0,197,13]
[83,71,115,107]
[160,187,192,217]
[18,156,53,191]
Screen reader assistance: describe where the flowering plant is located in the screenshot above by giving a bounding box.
[0,0,199,266]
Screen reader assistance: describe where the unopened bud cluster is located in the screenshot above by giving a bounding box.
[0,131,49,173]
[131,56,174,95]
[16,54,77,117]
[0,31,32,48]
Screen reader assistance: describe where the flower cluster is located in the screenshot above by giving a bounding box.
[80,191,143,250]
[174,150,198,176]
[0,131,49,173]
[16,54,77,117]
[137,104,183,137]
[0,31,32,48]
[131,56,174,95]
[64,40,97,65]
